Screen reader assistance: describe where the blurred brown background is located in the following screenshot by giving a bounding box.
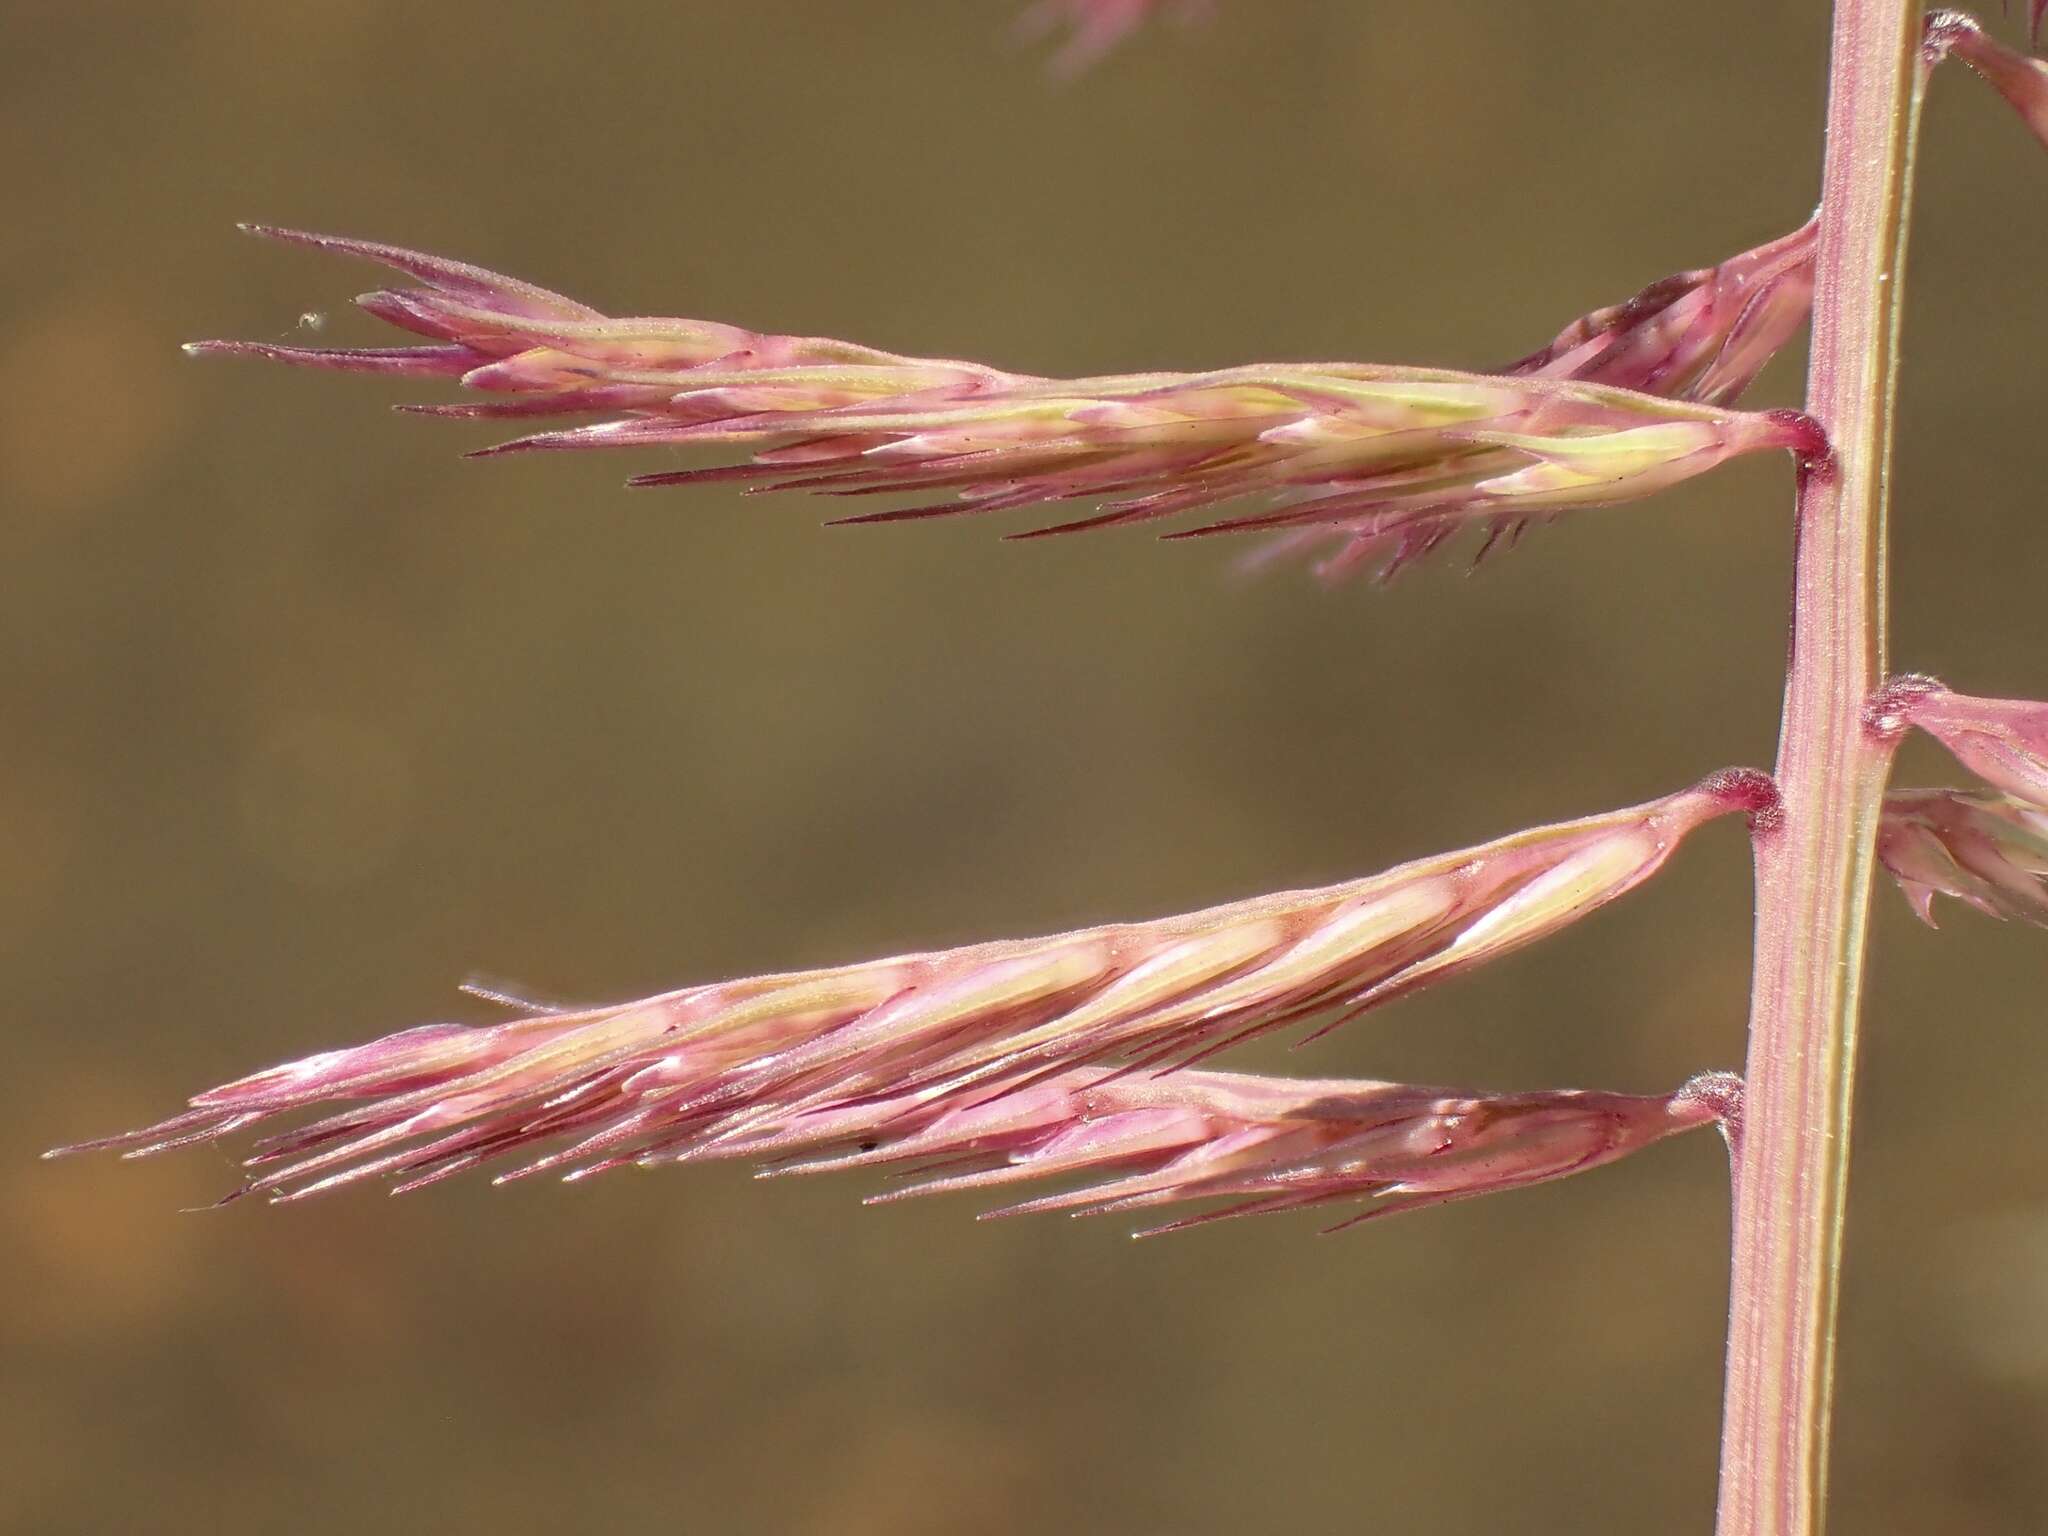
[6,2,2046,1531]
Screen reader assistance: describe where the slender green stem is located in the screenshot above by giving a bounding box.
[1713,2,1925,1532]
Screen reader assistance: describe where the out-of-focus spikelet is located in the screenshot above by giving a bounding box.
[1929,11,2048,151]
[49,773,1771,1213]
[1878,789,2048,926]
[1015,0,1211,76]
[186,226,1822,582]
[1873,678,2048,925]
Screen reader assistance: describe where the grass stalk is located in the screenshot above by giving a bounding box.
[1713,1,1926,1531]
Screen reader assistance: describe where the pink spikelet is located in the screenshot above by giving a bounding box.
[1928,10,2048,151]
[1014,0,1212,76]
[47,773,1771,1211]
[758,1067,1741,1237]
[185,227,1823,583]
[1869,677,2048,924]
[1265,220,1817,577]
[1506,220,1817,406]
[1878,790,2048,926]
[1878,675,2048,807]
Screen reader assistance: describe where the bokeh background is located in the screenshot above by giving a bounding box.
[7,2,2046,1531]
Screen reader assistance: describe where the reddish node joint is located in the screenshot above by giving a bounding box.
[1763,408,1832,467]
[1863,673,1942,743]
[1700,766,1785,836]
[1924,9,1982,66]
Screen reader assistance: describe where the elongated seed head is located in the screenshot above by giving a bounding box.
[185,228,1821,582]
[757,1066,1740,1236]
[49,773,1766,1207]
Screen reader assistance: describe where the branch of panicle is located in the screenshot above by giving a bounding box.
[756,1066,1741,1238]
[183,225,1821,583]
[49,772,1772,1215]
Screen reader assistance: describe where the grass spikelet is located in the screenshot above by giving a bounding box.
[185,227,1823,582]
[48,773,1769,1206]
